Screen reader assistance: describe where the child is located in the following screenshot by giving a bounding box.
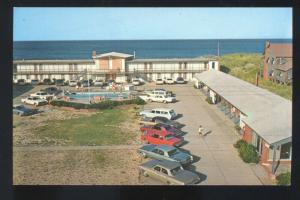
[198,125,204,136]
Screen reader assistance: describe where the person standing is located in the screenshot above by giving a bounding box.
[198,125,204,136]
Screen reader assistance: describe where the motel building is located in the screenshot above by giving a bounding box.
[195,70,292,176]
[13,51,219,83]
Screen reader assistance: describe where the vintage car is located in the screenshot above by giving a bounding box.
[139,108,177,120]
[139,159,201,185]
[138,144,193,165]
[139,94,176,103]
[155,78,164,85]
[176,77,186,84]
[140,123,183,138]
[13,104,38,116]
[30,91,53,100]
[141,131,184,147]
[138,116,182,129]
[165,78,175,84]
[21,96,48,106]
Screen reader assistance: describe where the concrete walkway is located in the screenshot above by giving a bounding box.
[141,83,267,185]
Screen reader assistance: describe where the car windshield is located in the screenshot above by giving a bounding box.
[170,166,182,175]
[157,79,162,81]
[177,77,183,80]
[164,134,174,140]
[167,149,179,156]
[169,110,175,115]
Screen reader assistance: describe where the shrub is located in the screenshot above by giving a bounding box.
[238,143,260,163]
[205,97,213,104]
[234,139,247,149]
[50,98,146,110]
[276,172,291,185]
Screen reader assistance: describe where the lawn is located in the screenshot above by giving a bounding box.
[220,53,292,100]
[33,107,139,145]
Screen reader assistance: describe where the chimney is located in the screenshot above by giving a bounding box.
[92,50,97,58]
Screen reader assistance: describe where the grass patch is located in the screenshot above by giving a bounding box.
[34,108,137,146]
[220,53,292,100]
[276,172,291,185]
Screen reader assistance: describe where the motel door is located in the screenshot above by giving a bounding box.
[106,73,116,80]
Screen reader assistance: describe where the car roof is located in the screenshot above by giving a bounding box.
[152,108,173,112]
[156,145,176,152]
[155,160,181,169]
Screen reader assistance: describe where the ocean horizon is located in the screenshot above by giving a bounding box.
[14,39,292,60]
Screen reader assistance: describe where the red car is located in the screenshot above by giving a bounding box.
[141,131,184,147]
[140,124,183,138]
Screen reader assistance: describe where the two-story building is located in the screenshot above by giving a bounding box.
[13,51,219,83]
[263,42,293,84]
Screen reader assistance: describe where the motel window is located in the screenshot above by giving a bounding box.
[280,142,292,160]
[251,131,263,155]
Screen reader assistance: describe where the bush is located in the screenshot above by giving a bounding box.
[206,97,213,104]
[238,143,260,163]
[234,139,247,149]
[50,98,146,110]
[276,172,291,185]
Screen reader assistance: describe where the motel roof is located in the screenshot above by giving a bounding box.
[195,70,292,145]
[13,59,94,64]
[267,43,293,58]
[93,52,134,58]
[127,56,218,63]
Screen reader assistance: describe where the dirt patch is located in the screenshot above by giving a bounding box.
[13,149,145,185]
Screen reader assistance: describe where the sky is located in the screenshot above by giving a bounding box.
[13,8,292,41]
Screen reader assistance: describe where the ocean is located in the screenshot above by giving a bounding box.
[13,39,292,60]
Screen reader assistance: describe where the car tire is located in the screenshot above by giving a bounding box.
[142,171,148,177]
[141,152,147,158]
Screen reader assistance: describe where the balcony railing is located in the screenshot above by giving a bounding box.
[14,68,206,75]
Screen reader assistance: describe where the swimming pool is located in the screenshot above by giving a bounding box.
[65,91,131,102]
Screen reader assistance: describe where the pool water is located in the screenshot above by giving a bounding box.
[66,91,131,101]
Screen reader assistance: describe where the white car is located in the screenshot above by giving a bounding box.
[21,96,48,106]
[94,80,105,87]
[156,78,164,85]
[139,94,176,103]
[165,78,175,84]
[69,80,77,87]
[139,108,177,120]
[132,79,141,86]
[145,89,174,97]
[30,91,53,100]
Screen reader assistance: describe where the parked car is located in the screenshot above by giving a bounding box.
[138,144,193,165]
[145,89,175,97]
[153,116,183,129]
[42,78,53,85]
[17,79,27,85]
[139,108,177,120]
[139,159,200,185]
[55,79,65,86]
[139,94,176,103]
[30,91,53,101]
[31,79,40,85]
[21,96,48,106]
[156,78,164,85]
[94,80,105,87]
[80,80,91,87]
[69,80,77,87]
[165,78,175,84]
[132,78,141,86]
[140,123,184,138]
[13,104,38,116]
[41,87,60,95]
[141,131,184,147]
[176,77,186,84]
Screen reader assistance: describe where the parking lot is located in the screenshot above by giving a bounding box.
[13,82,273,185]
[138,83,271,185]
